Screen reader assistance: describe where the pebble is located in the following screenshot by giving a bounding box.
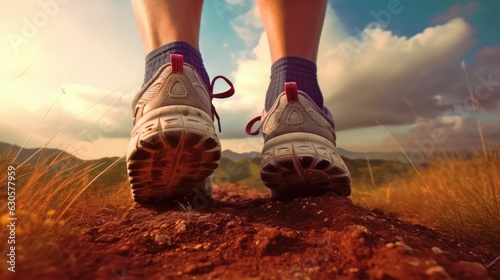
[175,220,186,234]
[458,261,486,272]
[117,245,130,255]
[317,210,323,215]
[395,241,413,252]
[226,221,237,229]
[425,266,451,278]
[432,246,444,254]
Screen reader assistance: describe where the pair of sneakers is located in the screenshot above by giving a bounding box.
[126,54,351,205]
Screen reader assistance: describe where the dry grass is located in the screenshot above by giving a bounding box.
[1,145,499,276]
[352,150,500,251]
[354,62,500,252]
[0,149,133,275]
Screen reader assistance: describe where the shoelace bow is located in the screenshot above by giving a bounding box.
[209,75,235,132]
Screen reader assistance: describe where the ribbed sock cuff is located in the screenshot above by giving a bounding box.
[143,41,210,87]
[265,56,324,111]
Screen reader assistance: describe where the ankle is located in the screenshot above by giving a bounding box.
[144,41,210,87]
[264,56,324,111]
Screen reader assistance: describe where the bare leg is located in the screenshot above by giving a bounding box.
[130,0,209,86]
[131,0,204,53]
[257,0,327,111]
[257,0,327,63]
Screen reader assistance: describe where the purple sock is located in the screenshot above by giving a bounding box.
[144,41,210,87]
[265,56,324,111]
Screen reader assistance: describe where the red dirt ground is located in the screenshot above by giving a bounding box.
[12,184,500,279]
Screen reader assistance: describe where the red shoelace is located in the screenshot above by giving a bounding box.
[209,75,235,132]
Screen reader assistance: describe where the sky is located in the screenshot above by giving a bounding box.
[0,0,499,160]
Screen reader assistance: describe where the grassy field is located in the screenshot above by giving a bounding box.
[352,150,500,252]
[0,150,133,275]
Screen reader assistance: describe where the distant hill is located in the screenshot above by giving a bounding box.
[337,148,401,161]
[221,150,261,161]
[0,142,126,189]
[214,152,405,188]
[222,148,403,161]
[0,141,407,189]
[0,142,82,166]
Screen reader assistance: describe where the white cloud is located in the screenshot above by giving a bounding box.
[320,18,477,130]
[224,3,500,151]
[0,0,143,159]
[225,0,246,7]
[230,5,263,47]
[390,115,500,153]
[0,82,134,159]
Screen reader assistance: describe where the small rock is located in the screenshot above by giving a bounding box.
[175,220,186,235]
[348,268,359,276]
[153,232,171,246]
[425,266,451,278]
[267,205,272,209]
[317,210,323,215]
[323,218,328,222]
[254,227,289,256]
[457,261,487,272]
[117,245,130,255]
[395,241,413,252]
[193,244,203,250]
[226,221,237,229]
[95,234,120,243]
[408,260,420,267]
[432,246,444,254]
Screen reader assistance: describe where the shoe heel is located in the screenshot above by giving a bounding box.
[127,106,220,204]
[260,132,351,200]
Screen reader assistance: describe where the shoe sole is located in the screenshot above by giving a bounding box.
[127,105,220,204]
[261,132,351,200]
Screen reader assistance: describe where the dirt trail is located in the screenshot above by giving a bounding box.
[17,184,500,279]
